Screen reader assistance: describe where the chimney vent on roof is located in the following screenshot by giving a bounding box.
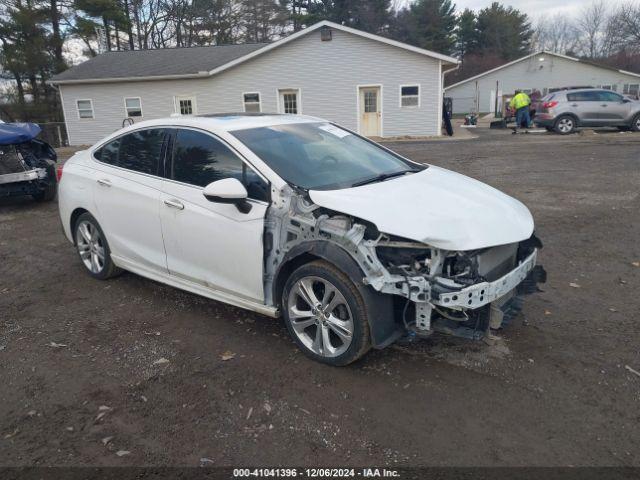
[321,26,332,41]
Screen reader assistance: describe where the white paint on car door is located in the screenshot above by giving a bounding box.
[160,128,268,302]
[92,128,168,274]
[359,86,381,137]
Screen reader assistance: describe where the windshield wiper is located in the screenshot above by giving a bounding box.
[351,169,419,188]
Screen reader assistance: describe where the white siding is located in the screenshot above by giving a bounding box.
[60,29,442,145]
[446,53,640,114]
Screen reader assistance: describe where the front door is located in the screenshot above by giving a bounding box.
[160,128,270,302]
[359,86,381,137]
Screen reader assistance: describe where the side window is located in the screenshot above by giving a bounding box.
[119,128,166,175]
[94,138,121,165]
[599,91,623,102]
[172,129,269,202]
[567,91,599,102]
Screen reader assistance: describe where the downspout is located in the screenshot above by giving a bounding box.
[441,62,461,135]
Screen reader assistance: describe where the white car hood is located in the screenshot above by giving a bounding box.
[309,166,534,251]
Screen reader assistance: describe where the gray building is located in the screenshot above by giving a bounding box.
[51,21,458,146]
[445,51,640,115]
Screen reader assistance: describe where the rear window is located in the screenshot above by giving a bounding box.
[567,91,600,102]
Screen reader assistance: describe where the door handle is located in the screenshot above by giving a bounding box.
[571,104,579,107]
[164,199,184,210]
[96,178,111,187]
[601,104,608,107]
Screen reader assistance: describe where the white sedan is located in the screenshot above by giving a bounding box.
[58,114,545,365]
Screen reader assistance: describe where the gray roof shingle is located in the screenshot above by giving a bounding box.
[51,43,267,83]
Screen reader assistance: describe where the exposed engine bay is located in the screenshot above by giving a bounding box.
[264,186,546,344]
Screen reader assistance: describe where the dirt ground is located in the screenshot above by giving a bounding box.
[1,128,639,468]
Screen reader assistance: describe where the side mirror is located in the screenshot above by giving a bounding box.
[622,98,631,103]
[203,178,252,214]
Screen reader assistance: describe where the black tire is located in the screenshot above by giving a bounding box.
[631,114,640,132]
[32,162,57,202]
[554,115,577,135]
[73,212,122,280]
[282,260,371,366]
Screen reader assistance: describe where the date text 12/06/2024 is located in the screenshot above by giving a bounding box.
[233,468,400,478]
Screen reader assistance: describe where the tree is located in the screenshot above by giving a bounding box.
[533,14,580,54]
[240,0,288,43]
[456,8,476,59]
[474,2,532,60]
[390,0,457,55]
[576,0,608,58]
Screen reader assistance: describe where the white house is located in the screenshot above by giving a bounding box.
[51,21,458,146]
[445,51,640,115]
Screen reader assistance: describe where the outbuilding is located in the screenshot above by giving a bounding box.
[445,51,640,115]
[51,21,458,146]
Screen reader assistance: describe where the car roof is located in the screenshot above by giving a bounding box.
[124,113,324,133]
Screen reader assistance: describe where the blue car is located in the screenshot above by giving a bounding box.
[0,123,58,201]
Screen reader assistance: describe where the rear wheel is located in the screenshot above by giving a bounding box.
[74,213,121,280]
[554,115,576,135]
[631,114,640,132]
[282,260,371,366]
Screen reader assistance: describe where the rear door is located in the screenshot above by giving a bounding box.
[159,128,270,301]
[92,128,169,274]
[566,91,600,125]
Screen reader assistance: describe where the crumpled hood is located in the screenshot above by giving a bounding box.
[309,166,534,251]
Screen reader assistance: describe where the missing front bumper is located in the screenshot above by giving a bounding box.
[433,250,539,310]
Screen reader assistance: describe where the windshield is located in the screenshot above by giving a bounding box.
[231,122,423,190]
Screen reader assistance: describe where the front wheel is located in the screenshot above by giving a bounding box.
[282,260,371,366]
[554,115,576,135]
[74,212,122,280]
[631,114,640,132]
[32,162,57,202]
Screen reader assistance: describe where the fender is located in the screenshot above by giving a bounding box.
[274,240,404,349]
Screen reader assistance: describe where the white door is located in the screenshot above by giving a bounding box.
[359,86,381,136]
[92,128,168,273]
[279,89,300,114]
[160,128,269,301]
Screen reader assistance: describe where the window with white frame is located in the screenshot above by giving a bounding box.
[124,97,142,117]
[243,93,261,113]
[400,85,419,107]
[175,95,196,115]
[623,83,639,97]
[279,89,299,114]
[601,84,612,90]
[76,99,94,119]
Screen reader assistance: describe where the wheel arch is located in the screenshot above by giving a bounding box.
[70,207,90,244]
[273,240,403,349]
[556,112,580,127]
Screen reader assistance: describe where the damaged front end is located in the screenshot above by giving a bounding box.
[265,187,546,345]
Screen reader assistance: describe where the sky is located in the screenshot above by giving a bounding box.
[449,0,632,20]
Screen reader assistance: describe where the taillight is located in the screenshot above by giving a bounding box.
[56,164,64,181]
[543,101,558,109]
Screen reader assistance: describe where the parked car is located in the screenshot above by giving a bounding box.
[58,114,545,365]
[0,123,58,201]
[534,88,640,134]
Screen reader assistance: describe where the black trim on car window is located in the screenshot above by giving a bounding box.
[167,126,271,204]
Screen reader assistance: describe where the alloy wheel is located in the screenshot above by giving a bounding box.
[76,220,105,274]
[287,276,354,358]
[557,117,573,133]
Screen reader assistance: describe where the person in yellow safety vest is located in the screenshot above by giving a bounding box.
[509,90,532,131]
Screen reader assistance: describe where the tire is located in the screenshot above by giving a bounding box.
[32,162,57,202]
[631,114,640,132]
[73,212,122,280]
[554,115,576,135]
[282,260,371,366]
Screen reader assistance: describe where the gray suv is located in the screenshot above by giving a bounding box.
[534,89,640,134]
